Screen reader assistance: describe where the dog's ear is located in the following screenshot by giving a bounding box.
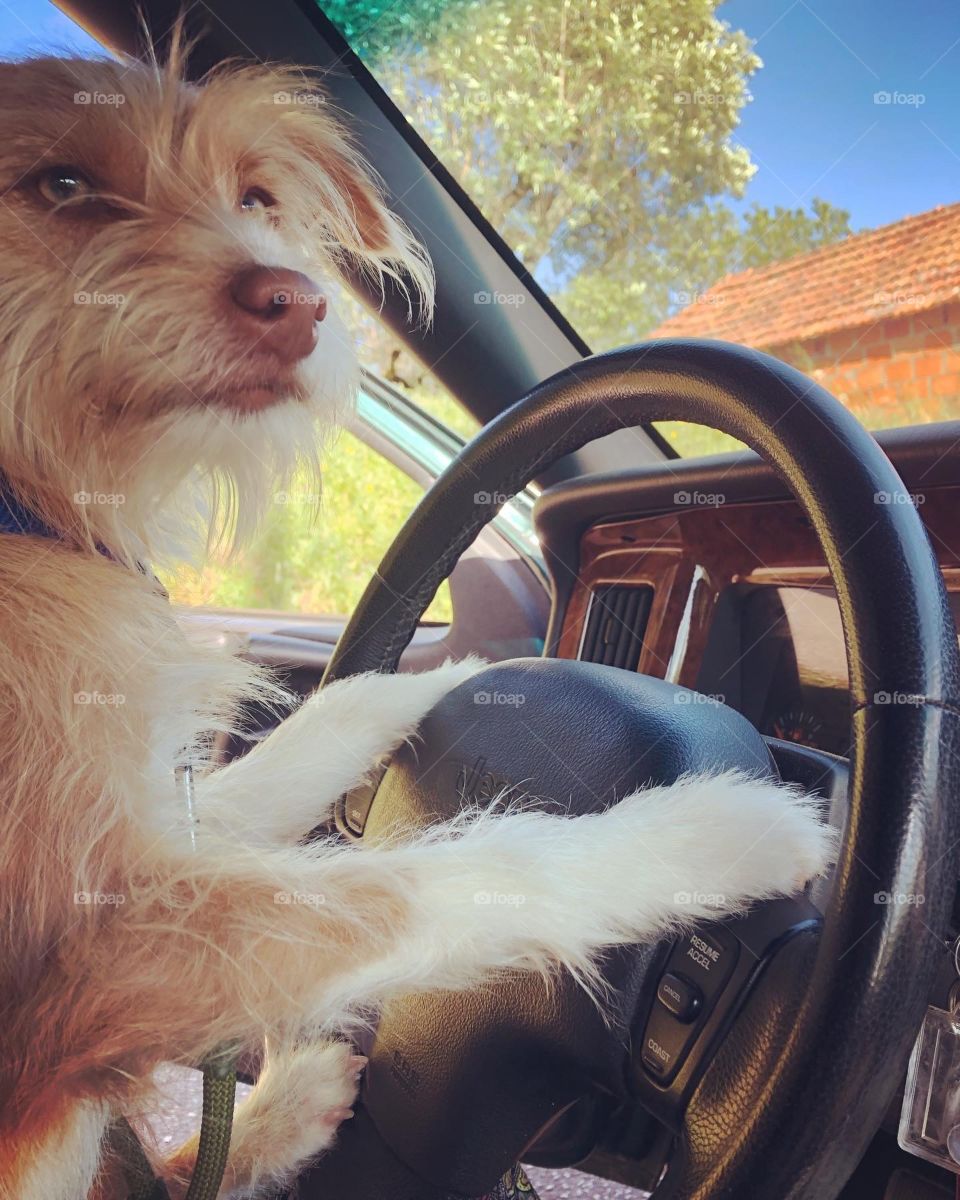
[321,143,434,319]
[268,87,434,317]
[319,142,401,259]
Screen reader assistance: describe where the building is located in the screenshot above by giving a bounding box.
[651,203,960,427]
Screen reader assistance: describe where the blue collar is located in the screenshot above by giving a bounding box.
[0,480,165,594]
[0,481,121,565]
[0,486,61,541]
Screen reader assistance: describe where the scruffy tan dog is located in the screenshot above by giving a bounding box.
[0,45,836,1200]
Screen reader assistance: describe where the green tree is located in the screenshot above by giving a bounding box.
[321,0,476,58]
[736,198,853,271]
[321,0,853,350]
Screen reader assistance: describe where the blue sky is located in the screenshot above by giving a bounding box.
[0,0,957,237]
[721,0,960,231]
[0,0,98,57]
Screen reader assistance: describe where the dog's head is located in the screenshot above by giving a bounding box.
[0,49,430,557]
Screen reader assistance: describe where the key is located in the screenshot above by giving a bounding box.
[899,938,960,1175]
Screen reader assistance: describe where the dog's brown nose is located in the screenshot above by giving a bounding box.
[229,266,327,362]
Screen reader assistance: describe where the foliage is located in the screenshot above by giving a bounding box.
[320,0,477,58]
[323,0,853,352]
[319,0,854,464]
[656,421,744,458]
[737,198,854,272]
[161,428,453,620]
[339,290,481,439]
[657,389,960,460]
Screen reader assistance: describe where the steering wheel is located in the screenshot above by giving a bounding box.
[297,339,960,1200]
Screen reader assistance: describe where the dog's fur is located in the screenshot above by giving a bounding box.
[0,47,837,1200]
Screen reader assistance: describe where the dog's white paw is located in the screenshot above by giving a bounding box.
[393,655,489,716]
[617,771,838,919]
[335,655,488,736]
[230,1041,365,1190]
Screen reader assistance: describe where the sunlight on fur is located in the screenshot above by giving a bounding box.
[0,39,835,1200]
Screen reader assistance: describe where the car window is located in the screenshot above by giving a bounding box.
[324,0,960,459]
[155,301,467,620]
[159,415,453,622]
[342,292,480,442]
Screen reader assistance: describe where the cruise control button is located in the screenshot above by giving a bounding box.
[667,925,739,1001]
[656,972,702,1022]
[640,926,742,1084]
[641,1003,698,1082]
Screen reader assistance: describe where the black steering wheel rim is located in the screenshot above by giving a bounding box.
[321,338,960,1199]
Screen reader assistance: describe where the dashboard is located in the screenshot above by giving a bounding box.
[537,422,960,758]
[700,583,851,756]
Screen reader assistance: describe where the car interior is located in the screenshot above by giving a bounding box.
[10,1,960,1197]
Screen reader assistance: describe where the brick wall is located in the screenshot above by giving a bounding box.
[767,299,960,426]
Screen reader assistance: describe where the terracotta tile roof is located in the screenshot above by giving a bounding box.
[650,202,960,348]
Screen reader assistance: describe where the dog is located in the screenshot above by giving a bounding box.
[0,44,837,1200]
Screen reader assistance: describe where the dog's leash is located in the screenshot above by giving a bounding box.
[181,1051,239,1200]
[104,1056,237,1200]
[104,1117,171,1200]
[101,768,239,1200]
[168,767,240,1200]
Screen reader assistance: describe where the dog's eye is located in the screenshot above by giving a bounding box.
[35,166,95,207]
[239,187,275,213]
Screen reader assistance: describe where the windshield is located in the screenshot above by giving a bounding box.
[322,0,960,456]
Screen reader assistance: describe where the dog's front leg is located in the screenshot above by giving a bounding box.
[199,658,483,846]
[159,1043,365,1199]
[124,771,834,1039]
[305,770,837,1009]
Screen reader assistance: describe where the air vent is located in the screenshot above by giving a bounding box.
[578,584,653,671]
